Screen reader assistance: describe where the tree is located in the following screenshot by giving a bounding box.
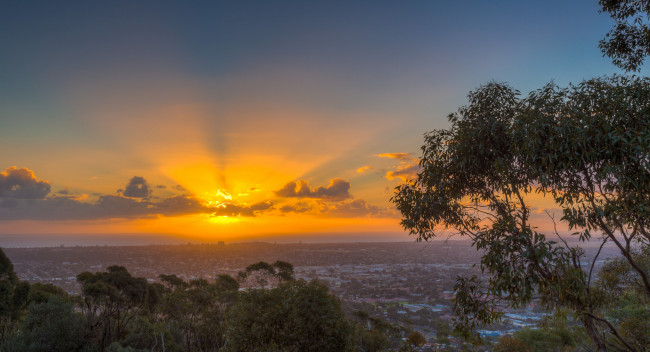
[26,283,67,305]
[392,76,650,351]
[350,310,403,352]
[77,266,152,351]
[11,296,93,352]
[399,331,426,351]
[159,276,231,352]
[493,335,529,352]
[236,261,295,289]
[224,279,354,352]
[599,0,650,71]
[0,248,29,348]
[595,246,650,351]
[110,315,177,352]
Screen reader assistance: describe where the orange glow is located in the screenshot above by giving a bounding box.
[205,214,240,224]
[131,213,403,242]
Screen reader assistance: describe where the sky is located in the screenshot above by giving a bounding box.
[0,1,638,244]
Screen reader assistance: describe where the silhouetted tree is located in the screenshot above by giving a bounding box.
[392,76,650,351]
[600,0,650,71]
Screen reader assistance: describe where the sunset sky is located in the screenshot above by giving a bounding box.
[0,1,640,244]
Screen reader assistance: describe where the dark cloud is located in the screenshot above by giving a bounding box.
[0,198,20,208]
[323,199,396,218]
[278,202,312,214]
[156,195,209,216]
[122,176,151,198]
[0,191,275,221]
[0,167,50,199]
[0,168,391,221]
[275,179,351,200]
[0,194,214,221]
[156,185,167,189]
[0,168,279,221]
[277,198,396,218]
[175,185,186,191]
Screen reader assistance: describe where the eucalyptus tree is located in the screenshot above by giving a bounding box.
[158,273,240,352]
[11,296,93,352]
[224,279,354,352]
[236,260,295,289]
[0,248,29,350]
[599,0,650,71]
[392,76,650,351]
[76,266,153,351]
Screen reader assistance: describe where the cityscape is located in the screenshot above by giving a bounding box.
[4,239,621,350]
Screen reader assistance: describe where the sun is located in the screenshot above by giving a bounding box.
[199,189,243,224]
[206,215,240,224]
[202,189,233,207]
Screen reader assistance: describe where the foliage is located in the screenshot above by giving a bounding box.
[26,282,67,305]
[11,296,93,352]
[224,279,354,352]
[236,260,295,288]
[111,316,177,352]
[0,250,392,352]
[595,247,650,351]
[405,330,425,346]
[77,265,153,350]
[0,248,30,350]
[599,0,650,71]
[358,328,390,352]
[350,309,403,351]
[159,275,236,352]
[493,335,529,352]
[392,76,650,350]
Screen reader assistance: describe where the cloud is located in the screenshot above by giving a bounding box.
[212,201,274,217]
[386,163,421,181]
[278,202,314,214]
[152,195,210,216]
[122,176,151,198]
[324,199,396,218]
[0,167,51,199]
[0,196,143,221]
[276,198,397,218]
[357,166,373,173]
[0,168,392,221]
[0,170,215,220]
[377,152,421,181]
[378,153,412,160]
[0,193,217,221]
[275,179,351,200]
